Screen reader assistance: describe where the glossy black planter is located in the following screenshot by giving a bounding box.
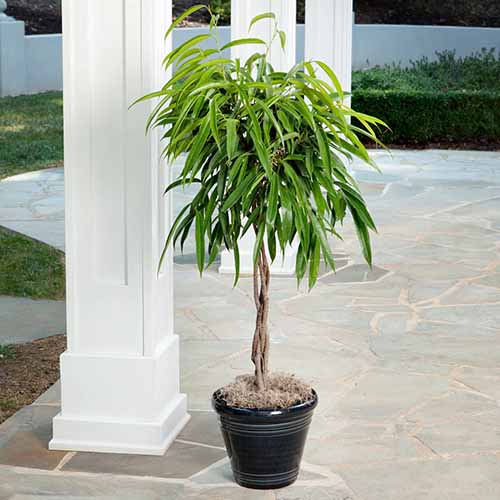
[212,389,318,490]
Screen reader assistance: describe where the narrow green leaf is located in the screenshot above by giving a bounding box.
[253,224,265,267]
[222,174,257,212]
[195,211,205,275]
[295,244,307,283]
[314,60,345,99]
[209,98,220,148]
[266,174,279,225]
[279,30,287,50]
[221,38,267,52]
[226,119,239,160]
[308,238,321,290]
[267,225,277,262]
[308,208,336,272]
[352,211,373,266]
[233,240,241,287]
[165,5,208,40]
[249,12,276,31]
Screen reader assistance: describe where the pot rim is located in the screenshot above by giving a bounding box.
[212,388,318,418]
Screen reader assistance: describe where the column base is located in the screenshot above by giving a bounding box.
[50,335,190,455]
[50,394,189,456]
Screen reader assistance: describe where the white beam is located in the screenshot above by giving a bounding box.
[50,0,189,455]
[221,0,298,276]
[305,0,353,95]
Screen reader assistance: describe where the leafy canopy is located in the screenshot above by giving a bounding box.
[139,7,386,289]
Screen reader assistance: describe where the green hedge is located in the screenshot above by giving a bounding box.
[352,90,500,144]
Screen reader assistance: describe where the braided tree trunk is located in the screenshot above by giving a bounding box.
[252,246,271,391]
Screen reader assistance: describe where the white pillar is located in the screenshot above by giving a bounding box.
[305,0,353,96]
[220,0,298,276]
[0,1,27,97]
[50,0,189,456]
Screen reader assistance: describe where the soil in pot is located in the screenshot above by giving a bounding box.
[213,373,318,490]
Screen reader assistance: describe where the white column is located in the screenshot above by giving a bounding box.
[50,0,189,456]
[0,0,27,97]
[220,0,298,276]
[305,0,353,96]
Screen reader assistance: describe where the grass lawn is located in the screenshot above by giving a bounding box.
[0,226,65,300]
[0,91,63,181]
[0,92,64,302]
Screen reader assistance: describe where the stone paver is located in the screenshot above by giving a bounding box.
[0,168,65,250]
[0,169,66,345]
[1,150,500,499]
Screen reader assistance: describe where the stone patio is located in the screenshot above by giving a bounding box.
[1,149,500,498]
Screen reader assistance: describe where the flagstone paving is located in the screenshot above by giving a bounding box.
[1,149,500,499]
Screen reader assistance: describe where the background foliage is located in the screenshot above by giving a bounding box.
[7,0,500,35]
[352,51,500,145]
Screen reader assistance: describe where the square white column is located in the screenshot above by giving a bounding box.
[221,0,298,276]
[305,0,354,95]
[50,0,189,456]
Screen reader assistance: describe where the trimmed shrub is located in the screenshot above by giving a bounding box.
[353,50,500,93]
[352,51,500,144]
[352,90,500,144]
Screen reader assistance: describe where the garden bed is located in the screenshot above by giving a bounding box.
[0,335,65,424]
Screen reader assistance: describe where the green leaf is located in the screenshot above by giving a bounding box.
[165,5,208,40]
[279,30,287,50]
[232,240,241,286]
[226,119,239,160]
[314,60,345,99]
[221,174,257,212]
[221,38,267,52]
[352,210,373,266]
[308,208,336,272]
[267,225,277,262]
[295,244,307,283]
[266,174,279,225]
[249,12,276,31]
[249,128,272,176]
[253,224,266,267]
[195,211,205,275]
[209,97,220,148]
[308,238,321,290]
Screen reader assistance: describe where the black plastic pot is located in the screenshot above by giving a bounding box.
[212,389,318,490]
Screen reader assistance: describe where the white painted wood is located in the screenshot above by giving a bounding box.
[222,0,298,276]
[50,0,189,455]
[230,0,296,69]
[305,0,353,95]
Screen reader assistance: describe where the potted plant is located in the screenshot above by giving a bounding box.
[138,6,384,490]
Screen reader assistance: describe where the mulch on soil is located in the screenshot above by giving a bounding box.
[0,335,65,424]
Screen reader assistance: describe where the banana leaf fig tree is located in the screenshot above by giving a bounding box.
[138,7,385,396]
